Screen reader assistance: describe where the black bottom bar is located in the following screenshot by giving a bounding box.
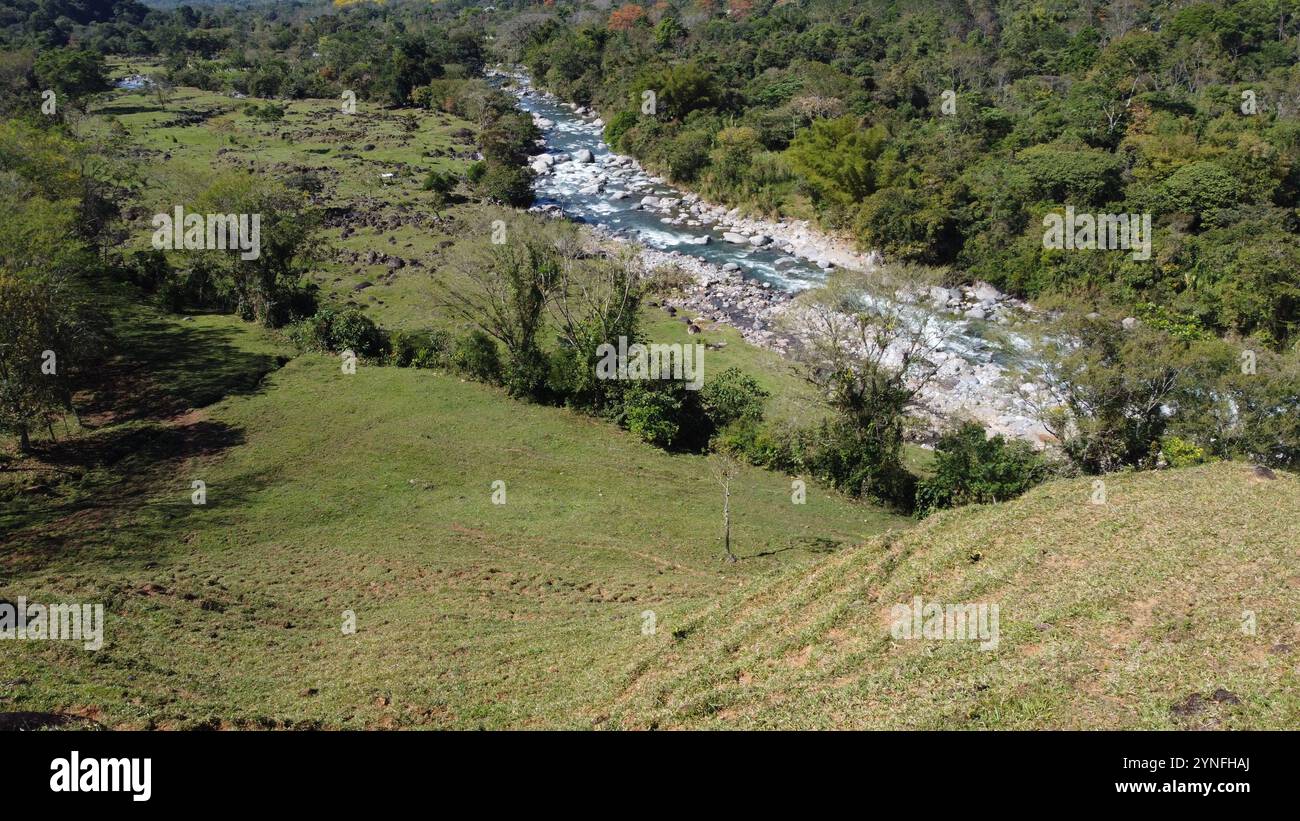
[2,730,1285,808]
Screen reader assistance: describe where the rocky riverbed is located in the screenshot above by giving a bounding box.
[500,69,1053,446]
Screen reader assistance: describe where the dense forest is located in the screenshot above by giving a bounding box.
[1,0,486,103]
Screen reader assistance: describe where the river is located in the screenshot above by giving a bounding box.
[502,73,857,291]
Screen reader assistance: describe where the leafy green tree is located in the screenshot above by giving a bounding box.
[171,174,323,327]
[0,274,90,450]
[32,48,110,112]
[634,63,721,123]
[855,185,958,263]
[705,126,760,191]
[1158,161,1242,222]
[655,17,684,49]
[787,268,947,507]
[662,128,713,182]
[603,111,639,151]
[439,223,560,400]
[476,163,534,208]
[1031,312,1212,473]
[1168,340,1300,470]
[784,116,886,209]
[1011,145,1124,205]
[547,241,642,412]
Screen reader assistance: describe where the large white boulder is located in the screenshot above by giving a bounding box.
[971,281,1001,302]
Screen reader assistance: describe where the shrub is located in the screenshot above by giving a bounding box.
[290,306,386,357]
[914,422,1049,517]
[503,346,552,401]
[604,111,639,150]
[286,169,324,195]
[123,249,172,294]
[713,417,801,468]
[700,367,768,431]
[476,162,534,207]
[855,186,959,263]
[621,381,708,451]
[804,418,917,509]
[422,169,457,194]
[1160,435,1210,468]
[623,381,685,449]
[452,330,502,384]
[643,265,695,296]
[389,329,452,369]
[244,102,285,122]
[662,128,713,182]
[155,263,214,314]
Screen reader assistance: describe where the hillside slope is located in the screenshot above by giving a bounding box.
[604,463,1299,729]
[0,308,909,729]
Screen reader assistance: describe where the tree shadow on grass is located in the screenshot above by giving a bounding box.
[92,104,166,117]
[78,313,286,426]
[0,712,103,731]
[3,307,288,577]
[1,418,268,577]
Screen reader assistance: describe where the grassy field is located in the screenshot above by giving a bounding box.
[602,462,1300,729]
[95,65,484,326]
[1,304,909,729]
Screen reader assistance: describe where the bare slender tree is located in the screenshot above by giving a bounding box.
[708,452,739,563]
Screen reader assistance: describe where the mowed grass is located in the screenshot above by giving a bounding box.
[603,462,1300,729]
[1,309,909,729]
